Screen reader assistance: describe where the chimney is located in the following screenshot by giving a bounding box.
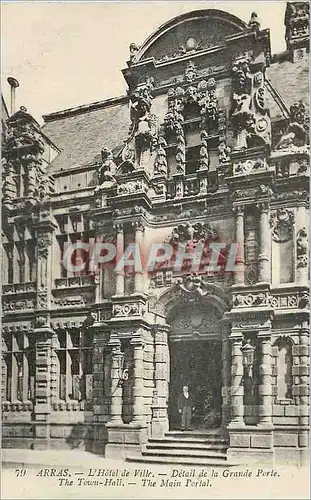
[7,77,19,115]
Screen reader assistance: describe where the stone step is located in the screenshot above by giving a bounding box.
[146,441,228,452]
[166,431,225,440]
[142,448,227,460]
[126,455,235,467]
[151,436,228,445]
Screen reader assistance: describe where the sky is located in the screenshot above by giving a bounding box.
[1,1,287,122]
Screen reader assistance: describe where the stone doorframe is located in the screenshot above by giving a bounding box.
[150,281,231,438]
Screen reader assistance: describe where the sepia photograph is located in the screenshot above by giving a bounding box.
[1,1,309,498]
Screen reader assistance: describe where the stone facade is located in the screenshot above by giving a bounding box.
[1,5,309,465]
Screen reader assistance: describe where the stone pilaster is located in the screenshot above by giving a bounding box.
[115,223,125,296]
[33,327,54,448]
[257,202,271,284]
[298,321,309,459]
[258,330,273,426]
[296,206,308,285]
[34,217,56,311]
[131,334,145,423]
[108,337,124,424]
[221,333,231,428]
[233,205,245,285]
[228,332,244,426]
[133,221,145,295]
[152,325,169,436]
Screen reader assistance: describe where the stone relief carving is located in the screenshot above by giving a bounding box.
[296,227,308,268]
[269,209,294,243]
[199,130,210,170]
[37,233,52,258]
[113,302,145,317]
[184,61,197,83]
[117,179,147,195]
[230,58,271,150]
[177,274,210,297]
[233,158,267,176]
[166,221,216,244]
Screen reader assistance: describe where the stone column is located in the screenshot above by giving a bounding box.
[234,205,245,285]
[131,335,145,423]
[115,224,125,296]
[221,333,231,428]
[109,338,124,424]
[229,332,244,426]
[133,222,145,295]
[298,321,309,457]
[257,202,271,284]
[258,331,273,426]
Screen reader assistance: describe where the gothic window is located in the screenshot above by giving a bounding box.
[244,211,259,285]
[55,329,93,402]
[274,337,293,401]
[2,230,36,285]
[2,332,35,403]
[56,213,94,279]
[13,164,27,198]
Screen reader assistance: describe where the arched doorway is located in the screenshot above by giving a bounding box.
[167,301,223,430]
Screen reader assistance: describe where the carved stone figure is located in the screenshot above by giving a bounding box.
[248,12,261,31]
[154,136,168,176]
[276,100,309,149]
[129,42,140,62]
[184,61,197,83]
[98,147,117,184]
[297,227,308,268]
[199,130,210,170]
[175,126,186,174]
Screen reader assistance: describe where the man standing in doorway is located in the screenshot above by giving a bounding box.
[177,385,195,431]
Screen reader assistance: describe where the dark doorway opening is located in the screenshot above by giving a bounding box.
[168,339,222,430]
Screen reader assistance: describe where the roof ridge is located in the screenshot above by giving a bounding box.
[42,94,128,123]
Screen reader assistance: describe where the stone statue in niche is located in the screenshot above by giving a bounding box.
[97,147,117,184]
[276,100,309,150]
